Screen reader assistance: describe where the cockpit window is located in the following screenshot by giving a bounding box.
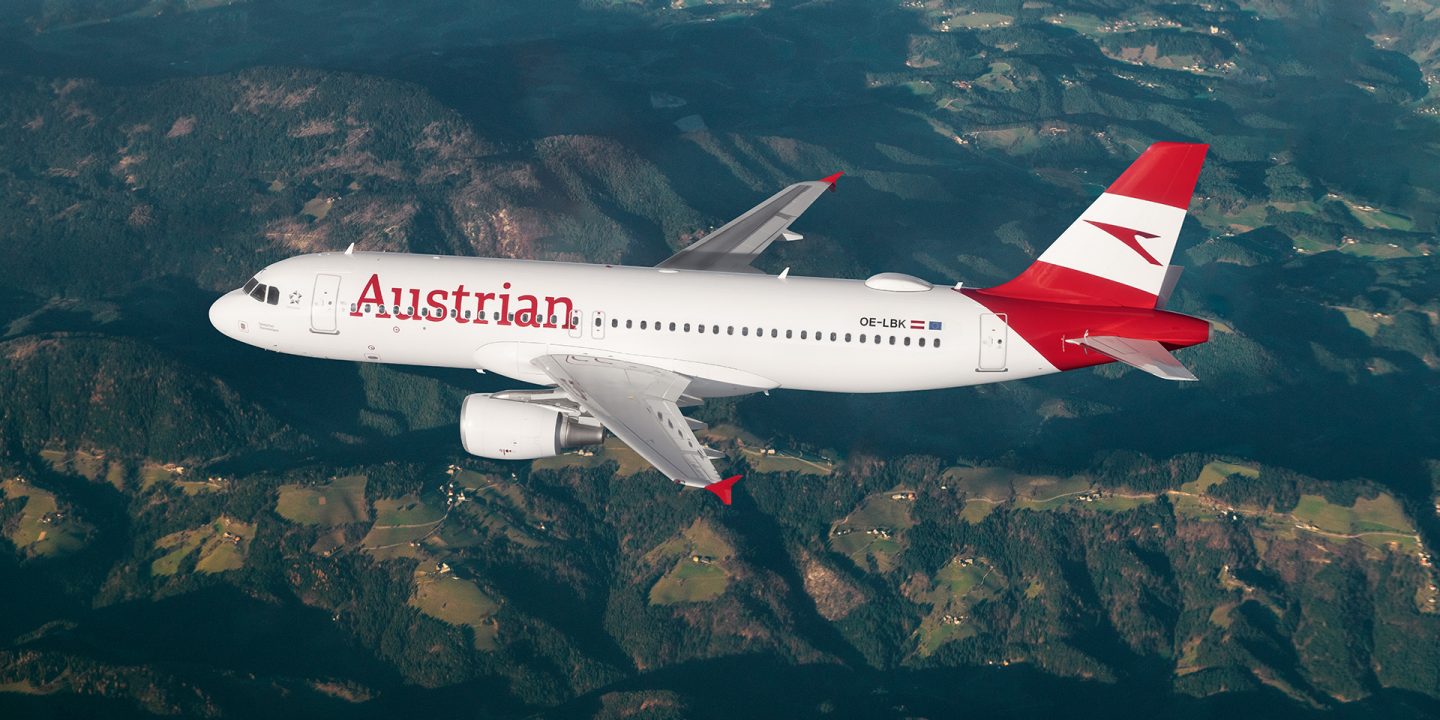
[266,286,279,305]
[243,277,258,295]
[248,282,266,302]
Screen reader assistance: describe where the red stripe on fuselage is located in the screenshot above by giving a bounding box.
[960,288,1210,371]
[985,261,1158,308]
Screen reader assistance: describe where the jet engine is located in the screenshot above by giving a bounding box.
[459,394,604,460]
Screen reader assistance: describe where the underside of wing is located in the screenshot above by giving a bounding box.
[657,173,841,274]
[532,354,742,501]
[1065,335,1198,381]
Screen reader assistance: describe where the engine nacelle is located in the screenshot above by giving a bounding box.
[459,394,604,460]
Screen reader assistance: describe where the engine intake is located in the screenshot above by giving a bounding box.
[459,394,604,460]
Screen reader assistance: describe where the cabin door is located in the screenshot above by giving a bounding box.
[310,274,342,334]
[978,312,1008,371]
[568,309,583,339]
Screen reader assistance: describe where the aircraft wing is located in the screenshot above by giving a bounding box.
[532,355,742,503]
[657,173,842,274]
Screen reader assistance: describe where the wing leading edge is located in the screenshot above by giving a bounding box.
[657,173,842,274]
[532,355,742,503]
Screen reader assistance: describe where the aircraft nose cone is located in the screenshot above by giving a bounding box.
[208,292,244,339]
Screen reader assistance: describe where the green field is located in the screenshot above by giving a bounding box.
[1183,461,1260,495]
[410,567,499,650]
[911,557,1004,657]
[941,467,1015,502]
[361,495,447,551]
[151,517,256,576]
[1013,474,1093,511]
[0,478,88,557]
[959,498,999,524]
[830,489,918,572]
[531,436,652,476]
[648,520,735,605]
[276,475,369,526]
[1291,494,1416,548]
[739,447,835,476]
[448,478,547,548]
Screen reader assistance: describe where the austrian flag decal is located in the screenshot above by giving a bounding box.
[909,320,943,330]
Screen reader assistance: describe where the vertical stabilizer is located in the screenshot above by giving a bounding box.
[988,142,1208,307]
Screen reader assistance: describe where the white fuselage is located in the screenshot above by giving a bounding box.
[208,251,1057,396]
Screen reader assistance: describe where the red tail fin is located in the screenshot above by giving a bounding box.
[988,143,1208,308]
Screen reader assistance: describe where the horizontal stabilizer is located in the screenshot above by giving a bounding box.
[1066,336,1198,382]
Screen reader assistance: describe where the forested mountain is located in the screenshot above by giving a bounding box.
[1,1,1439,717]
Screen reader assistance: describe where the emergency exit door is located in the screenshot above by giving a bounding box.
[310,274,342,334]
[978,313,1008,371]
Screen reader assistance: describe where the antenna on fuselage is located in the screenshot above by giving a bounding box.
[344,243,355,255]
[778,267,790,280]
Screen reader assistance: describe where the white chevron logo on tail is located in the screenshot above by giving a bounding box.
[990,142,1208,308]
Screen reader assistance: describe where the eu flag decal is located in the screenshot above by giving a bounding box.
[928,321,943,330]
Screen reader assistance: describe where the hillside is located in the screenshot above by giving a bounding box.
[0,0,1438,717]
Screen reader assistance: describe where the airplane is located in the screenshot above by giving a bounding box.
[210,142,1211,505]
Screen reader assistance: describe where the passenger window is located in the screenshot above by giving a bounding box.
[742,327,749,337]
[829,332,836,341]
[770,329,778,338]
[641,321,648,329]
[904,337,911,346]
[727,326,734,336]
[712,325,719,334]
[845,333,851,342]
[594,317,601,327]
[626,319,633,329]
[800,331,807,339]
[698,324,705,334]
[859,334,866,343]
[669,322,676,331]
[889,336,896,345]
[464,310,471,319]
[612,318,618,328]
[786,330,793,339]
[918,337,926,347]
[684,323,691,332]
[935,339,942,348]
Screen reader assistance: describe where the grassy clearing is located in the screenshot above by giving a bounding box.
[941,467,1014,502]
[959,498,998,524]
[39,448,108,482]
[944,12,1013,29]
[1013,473,1092,511]
[151,516,256,576]
[1086,495,1153,513]
[1182,460,1260,495]
[531,436,651,476]
[830,488,917,572]
[739,447,835,476]
[1292,494,1414,539]
[301,196,334,220]
[910,556,1004,657]
[276,475,368,525]
[361,494,447,551]
[648,519,736,605]
[0,479,87,557]
[449,478,546,548]
[410,566,499,650]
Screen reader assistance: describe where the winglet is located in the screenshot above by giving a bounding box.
[704,475,742,505]
[820,171,844,191]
